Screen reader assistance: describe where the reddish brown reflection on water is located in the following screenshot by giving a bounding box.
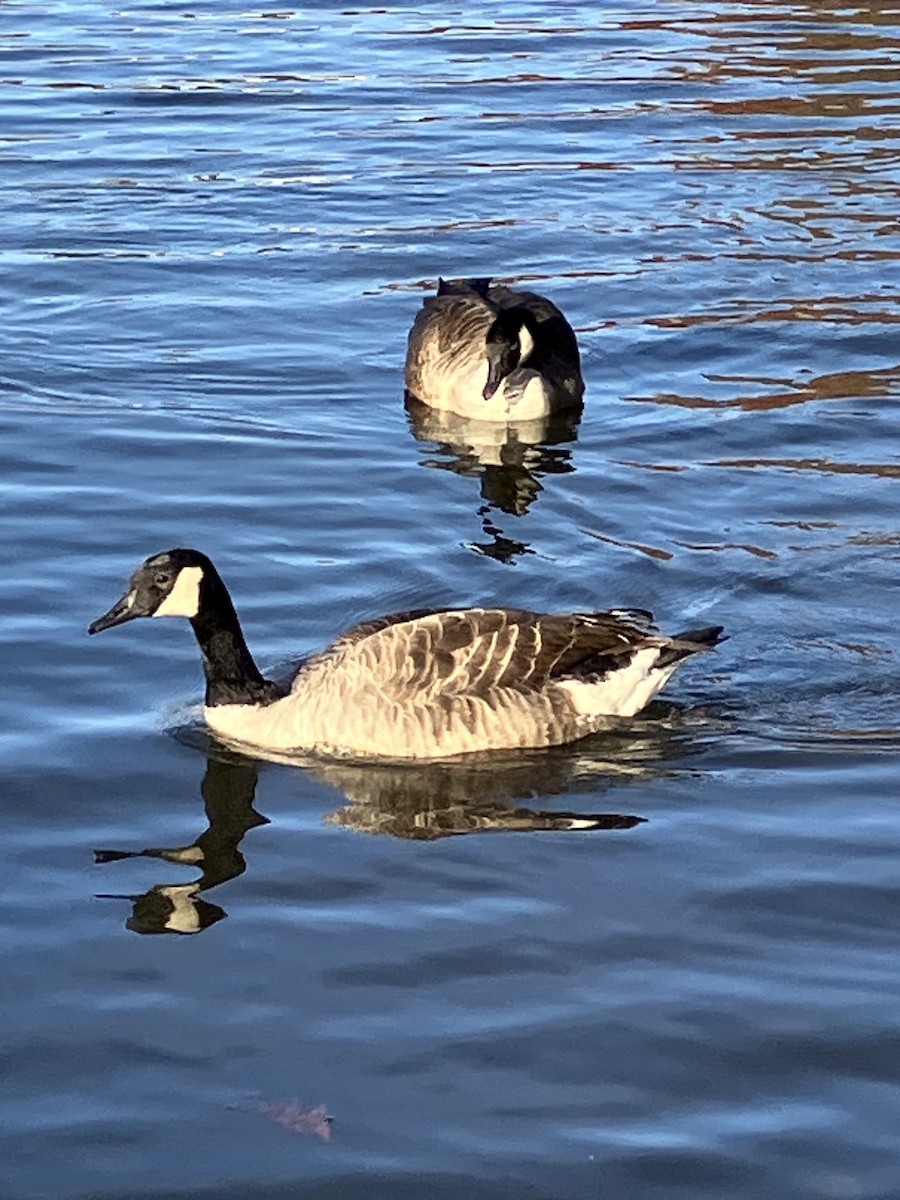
[628,364,900,411]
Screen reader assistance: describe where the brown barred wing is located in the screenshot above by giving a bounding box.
[404,291,495,398]
[324,607,661,705]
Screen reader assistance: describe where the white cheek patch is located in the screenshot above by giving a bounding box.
[518,324,535,365]
[153,565,203,619]
[158,885,202,934]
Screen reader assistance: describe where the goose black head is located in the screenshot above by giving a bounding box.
[89,548,213,635]
[483,307,535,401]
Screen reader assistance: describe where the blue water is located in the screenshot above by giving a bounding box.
[3,2,900,1197]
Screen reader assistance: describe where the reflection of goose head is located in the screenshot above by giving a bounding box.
[95,754,266,935]
[126,884,226,935]
[405,277,585,420]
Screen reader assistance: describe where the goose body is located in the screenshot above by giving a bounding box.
[405,278,585,420]
[90,549,723,762]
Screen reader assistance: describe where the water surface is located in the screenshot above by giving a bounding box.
[3,2,900,1197]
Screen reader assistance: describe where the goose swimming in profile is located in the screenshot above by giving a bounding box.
[405,278,585,420]
[89,548,723,762]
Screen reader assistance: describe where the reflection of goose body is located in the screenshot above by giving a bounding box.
[94,747,651,934]
[405,278,585,420]
[406,393,583,563]
[90,548,723,762]
[312,755,645,839]
[406,395,582,518]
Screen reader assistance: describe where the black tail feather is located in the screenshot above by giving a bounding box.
[436,276,493,298]
[656,625,726,668]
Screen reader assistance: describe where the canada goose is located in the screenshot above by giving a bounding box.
[89,548,723,761]
[405,278,585,420]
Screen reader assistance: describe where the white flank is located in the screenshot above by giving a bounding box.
[154,565,204,619]
[556,647,678,719]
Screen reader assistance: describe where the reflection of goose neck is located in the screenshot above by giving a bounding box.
[95,756,265,935]
[195,758,268,888]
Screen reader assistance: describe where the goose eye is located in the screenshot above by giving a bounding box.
[154,573,171,587]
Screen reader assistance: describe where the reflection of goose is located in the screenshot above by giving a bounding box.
[311,752,646,839]
[95,756,267,935]
[90,549,724,760]
[407,394,583,563]
[406,395,582,519]
[405,278,584,420]
[94,709,718,931]
[96,750,649,932]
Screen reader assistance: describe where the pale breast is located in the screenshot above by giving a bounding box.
[205,672,591,760]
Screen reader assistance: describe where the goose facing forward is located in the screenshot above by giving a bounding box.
[405,278,585,421]
[89,548,723,761]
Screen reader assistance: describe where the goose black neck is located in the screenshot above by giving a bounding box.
[490,305,537,341]
[188,566,281,707]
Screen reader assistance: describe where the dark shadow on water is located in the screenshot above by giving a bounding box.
[405,395,582,563]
